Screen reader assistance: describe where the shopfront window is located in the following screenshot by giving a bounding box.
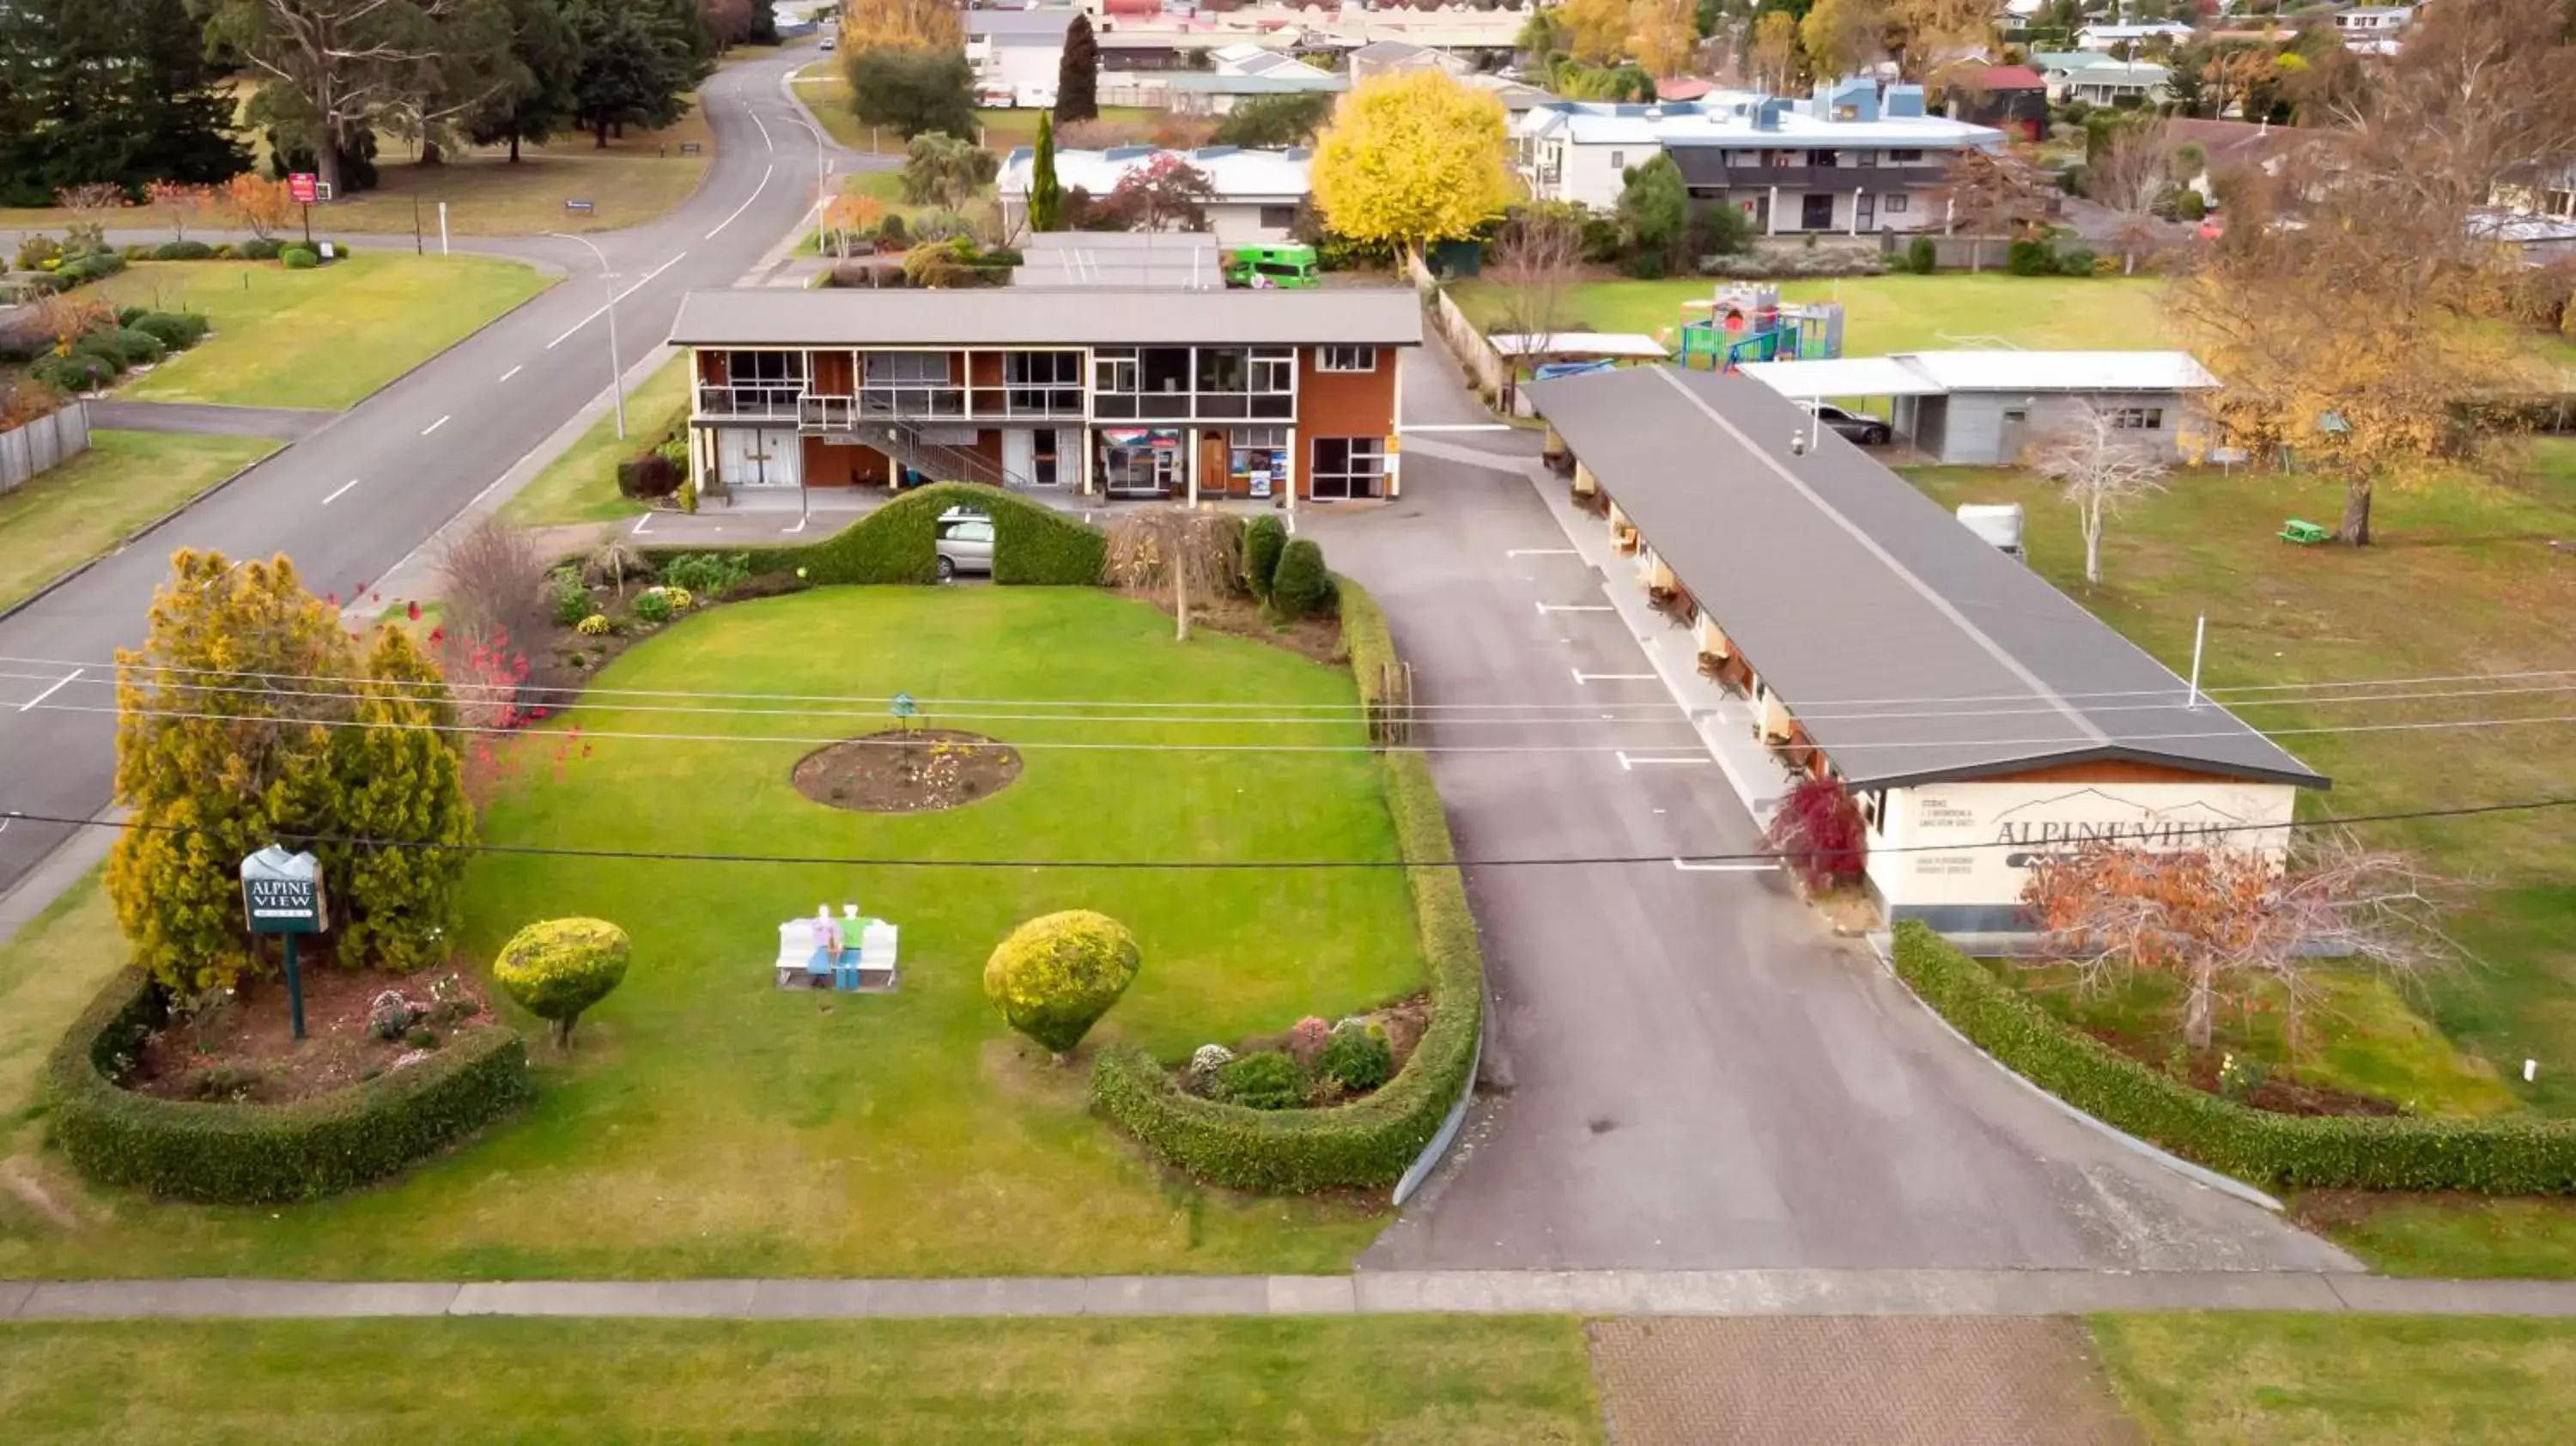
[1309,436,1385,500]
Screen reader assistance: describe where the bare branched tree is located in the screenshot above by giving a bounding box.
[437,512,550,653]
[2022,398,2172,586]
[1936,149,2044,272]
[1103,507,1245,643]
[2022,831,2466,1051]
[1487,207,1586,409]
[210,0,505,197]
[2090,115,2176,275]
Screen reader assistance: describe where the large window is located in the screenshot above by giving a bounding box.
[1317,345,1376,374]
[707,350,805,417]
[1258,204,1297,230]
[2109,406,2166,429]
[860,350,956,416]
[727,350,804,383]
[1309,436,1385,500]
[1000,350,1082,415]
[862,351,944,383]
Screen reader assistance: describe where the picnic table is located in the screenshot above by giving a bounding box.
[2278,519,2332,545]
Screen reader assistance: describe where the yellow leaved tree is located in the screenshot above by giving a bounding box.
[1312,71,1512,268]
[1627,0,1698,80]
[839,0,961,52]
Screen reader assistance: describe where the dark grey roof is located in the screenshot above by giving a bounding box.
[670,286,1422,348]
[1524,367,2329,791]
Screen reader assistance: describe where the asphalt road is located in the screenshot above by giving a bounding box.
[0,52,851,893]
[1305,348,2354,1273]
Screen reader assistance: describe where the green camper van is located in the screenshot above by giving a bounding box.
[1225,244,1320,289]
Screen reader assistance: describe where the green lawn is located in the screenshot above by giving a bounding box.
[1451,274,2172,353]
[792,64,1159,157]
[2093,1313,2576,1444]
[0,1317,1603,1444]
[0,429,279,611]
[2290,1193,2576,1279]
[0,587,1426,1279]
[0,106,712,237]
[1908,455,2576,1267]
[500,353,688,526]
[91,254,549,410]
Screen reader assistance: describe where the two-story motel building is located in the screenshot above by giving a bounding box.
[667,287,1421,504]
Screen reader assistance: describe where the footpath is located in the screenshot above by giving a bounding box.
[9,1267,2576,1321]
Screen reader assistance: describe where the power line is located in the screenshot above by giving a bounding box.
[13,651,2576,716]
[30,695,2576,756]
[20,668,2576,729]
[6,793,2573,870]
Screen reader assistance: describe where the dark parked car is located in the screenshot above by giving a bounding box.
[1815,404,1893,446]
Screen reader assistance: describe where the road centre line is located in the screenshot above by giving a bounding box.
[545,253,687,349]
[421,416,449,436]
[703,163,775,240]
[750,108,773,153]
[17,669,79,714]
[322,478,360,505]
[497,365,522,382]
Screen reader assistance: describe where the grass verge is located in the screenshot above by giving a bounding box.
[2093,1312,2576,1444]
[501,354,690,526]
[0,1316,1604,1444]
[2291,1191,2576,1278]
[0,430,279,611]
[92,255,549,410]
[1449,273,2172,353]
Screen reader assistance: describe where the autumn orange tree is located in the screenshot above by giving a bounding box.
[221,173,298,240]
[2020,834,2461,1051]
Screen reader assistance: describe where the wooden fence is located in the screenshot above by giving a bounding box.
[0,400,91,496]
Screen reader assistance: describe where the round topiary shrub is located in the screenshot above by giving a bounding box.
[1212,1050,1306,1110]
[240,238,284,261]
[104,327,167,368]
[982,909,1141,1061]
[493,917,631,1048]
[29,353,112,394]
[133,311,210,352]
[1268,538,1334,619]
[281,246,319,270]
[68,333,130,374]
[155,240,216,261]
[1316,1023,1393,1093]
[1242,513,1286,601]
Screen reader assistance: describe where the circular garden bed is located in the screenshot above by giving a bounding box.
[793,728,1024,813]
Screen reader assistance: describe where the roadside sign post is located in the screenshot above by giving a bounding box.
[288,173,319,247]
[240,845,326,1041]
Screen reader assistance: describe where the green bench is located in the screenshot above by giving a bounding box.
[2278,519,2332,545]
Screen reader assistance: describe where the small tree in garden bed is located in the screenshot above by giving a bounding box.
[2020,832,2466,1051]
[1761,775,1868,893]
[494,917,631,1048]
[1267,538,1334,621]
[1105,507,1244,642]
[983,910,1141,1063]
[328,629,474,974]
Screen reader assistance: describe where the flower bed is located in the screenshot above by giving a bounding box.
[47,967,532,1204]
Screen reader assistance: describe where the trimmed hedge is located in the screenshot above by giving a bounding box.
[675,482,1105,586]
[46,968,535,1204]
[1089,577,1485,1193]
[1889,921,2576,1195]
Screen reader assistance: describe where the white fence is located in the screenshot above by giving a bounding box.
[0,401,91,496]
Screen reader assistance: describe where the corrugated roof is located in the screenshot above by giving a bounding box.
[1740,351,2220,398]
[965,10,1074,38]
[1014,231,1224,289]
[1524,367,2327,791]
[1901,350,2220,392]
[995,146,1310,202]
[669,287,1423,348]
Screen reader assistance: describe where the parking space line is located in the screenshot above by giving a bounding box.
[1535,601,1614,614]
[1618,751,1710,771]
[17,668,80,713]
[1573,668,1658,684]
[1507,548,1579,556]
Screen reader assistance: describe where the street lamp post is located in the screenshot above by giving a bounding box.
[547,231,626,440]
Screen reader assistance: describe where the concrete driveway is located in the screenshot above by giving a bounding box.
[1300,349,2352,1273]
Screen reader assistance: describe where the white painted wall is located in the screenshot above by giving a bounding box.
[1866,777,2301,929]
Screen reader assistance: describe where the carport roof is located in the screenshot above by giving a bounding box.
[1738,350,2221,399]
[1734,356,1946,398]
[1524,366,2327,791]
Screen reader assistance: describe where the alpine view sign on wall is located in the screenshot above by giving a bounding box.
[1893,783,2299,904]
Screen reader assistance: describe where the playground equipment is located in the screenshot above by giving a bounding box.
[1675,284,1845,373]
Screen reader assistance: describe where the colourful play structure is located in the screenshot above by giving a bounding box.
[1675,285,1845,373]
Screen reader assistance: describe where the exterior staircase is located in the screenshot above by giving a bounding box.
[797,400,1036,491]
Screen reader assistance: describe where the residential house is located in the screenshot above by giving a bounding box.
[2332,5,2415,55]
[1514,80,2005,234]
[1346,39,1473,82]
[966,9,1076,99]
[1944,64,2050,143]
[2075,21,2196,52]
[671,287,1420,504]
[1151,44,1346,116]
[2032,52,2171,107]
[995,146,1310,245]
[2166,117,2323,203]
[1735,350,2222,465]
[1528,365,2327,933]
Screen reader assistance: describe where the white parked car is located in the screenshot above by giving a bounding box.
[935,508,993,580]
